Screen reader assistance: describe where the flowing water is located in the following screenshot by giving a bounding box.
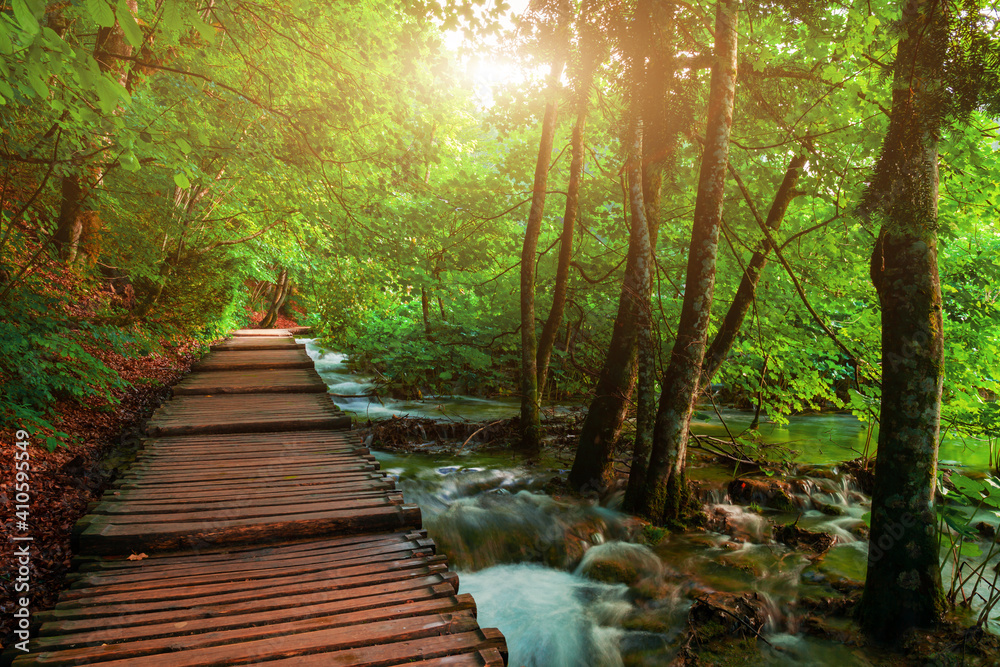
[302,339,996,469]
[306,341,1000,664]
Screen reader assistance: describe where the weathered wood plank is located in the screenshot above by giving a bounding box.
[211,336,304,351]
[38,571,457,622]
[32,594,478,654]
[70,530,431,574]
[22,615,487,666]
[68,537,436,588]
[145,394,351,436]
[231,328,294,336]
[172,368,327,394]
[192,348,315,371]
[42,580,457,634]
[74,503,422,555]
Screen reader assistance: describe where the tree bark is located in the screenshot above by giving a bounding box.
[421,286,432,338]
[700,153,807,386]
[640,0,738,523]
[519,52,567,455]
[53,2,137,263]
[536,59,593,396]
[858,0,947,640]
[569,3,668,493]
[261,268,290,328]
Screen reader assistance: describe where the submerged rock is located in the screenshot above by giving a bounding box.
[688,591,770,641]
[774,521,836,555]
[577,541,664,587]
[425,490,634,571]
[727,478,797,511]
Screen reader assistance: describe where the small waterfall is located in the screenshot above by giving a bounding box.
[459,564,632,667]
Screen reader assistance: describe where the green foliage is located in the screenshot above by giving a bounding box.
[0,285,127,450]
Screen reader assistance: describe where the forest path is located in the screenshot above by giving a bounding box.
[6,330,506,666]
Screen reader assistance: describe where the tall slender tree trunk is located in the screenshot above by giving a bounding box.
[537,58,594,396]
[640,0,738,523]
[519,52,567,455]
[569,2,668,493]
[625,3,676,510]
[421,286,432,338]
[700,153,807,386]
[858,0,947,640]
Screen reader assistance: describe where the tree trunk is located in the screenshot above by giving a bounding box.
[519,53,567,455]
[858,0,947,640]
[640,0,738,523]
[421,286,432,338]
[569,3,668,493]
[53,1,137,264]
[536,64,593,396]
[261,269,290,328]
[700,153,807,386]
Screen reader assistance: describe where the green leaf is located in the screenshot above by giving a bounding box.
[173,172,191,189]
[86,0,116,29]
[12,0,39,33]
[175,137,191,154]
[120,150,140,172]
[93,75,124,113]
[439,371,453,380]
[192,17,215,43]
[0,21,13,55]
[116,0,143,49]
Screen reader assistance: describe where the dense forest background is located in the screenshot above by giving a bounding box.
[2,0,1000,652]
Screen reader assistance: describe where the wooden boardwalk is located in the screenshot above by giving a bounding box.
[9,330,506,666]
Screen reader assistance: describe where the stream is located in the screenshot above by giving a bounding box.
[303,340,1000,665]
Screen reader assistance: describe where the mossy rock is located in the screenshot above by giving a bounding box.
[577,541,663,587]
[815,501,846,516]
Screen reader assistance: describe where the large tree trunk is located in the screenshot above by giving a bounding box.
[700,153,807,386]
[519,53,567,455]
[858,0,947,640]
[640,0,738,523]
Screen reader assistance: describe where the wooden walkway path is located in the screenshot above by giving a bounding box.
[8,330,506,666]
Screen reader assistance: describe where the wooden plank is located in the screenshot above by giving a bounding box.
[41,580,457,634]
[32,594,478,655]
[145,394,351,436]
[39,571,457,622]
[172,368,327,395]
[211,336,303,351]
[192,349,314,371]
[231,328,293,336]
[60,554,449,605]
[102,478,392,504]
[120,459,378,483]
[70,530,432,575]
[73,503,422,555]
[22,615,488,666]
[403,649,507,667]
[68,537,436,588]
